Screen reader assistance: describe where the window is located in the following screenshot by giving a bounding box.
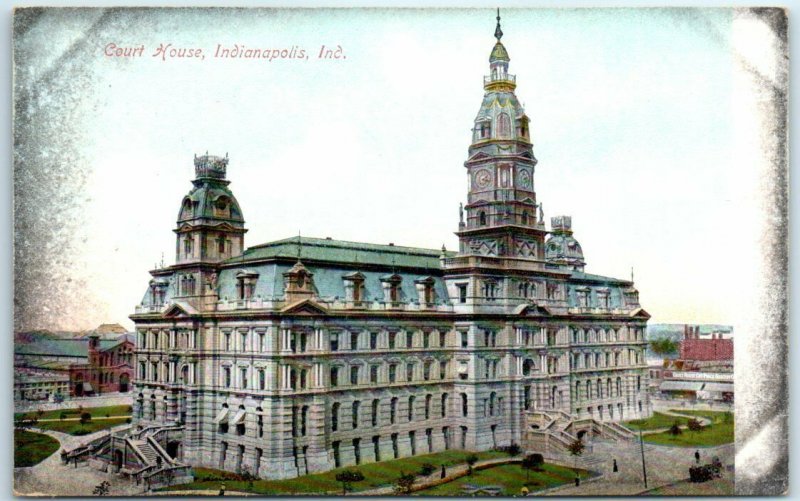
[331,403,340,431]
[482,281,498,300]
[370,365,379,384]
[524,386,531,409]
[496,112,511,138]
[258,332,265,352]
[349,331,358,350]
[370,332,378,350]
[461,393,468,417]
[184,237,192,256]
[439,361,447,380]
[330,333,339,352]
[457,284,467,303]
[223,367,231,388]
[332,441,341,467]
[390,397,398,424]
[423,361,432,381]
[353,438,361,464]
[371,399,379,427]
[388,332,396,349]
[460,332,468,348]
[258,369,266,390]
[389,364,397,383]
[406,363,414,381]
[409,431,416,456]
[373,436,381,462]
[391,433,399,458]
[240,367,248,389]
[330,367,339,387]
[350,366,359,385]
[423,332,430,348]
[479,211,487,226]
[224,332,231,351]
[441,393,449,417]
[406,331,413,348]
[257,408,264,438]
[352,401,360,429]
[408,396,415,421]
[217,235,225,254]
[425,394,432,420]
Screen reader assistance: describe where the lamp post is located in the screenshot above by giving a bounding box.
[639,428,648,489]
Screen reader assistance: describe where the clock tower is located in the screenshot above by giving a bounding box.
[456,12,546,261]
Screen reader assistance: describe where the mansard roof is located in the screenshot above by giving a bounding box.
[230,236,455,270]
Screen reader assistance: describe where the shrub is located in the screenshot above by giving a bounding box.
[126,418,132,424]
[497,443,521,456]
[687,418,704,431]
[105,413,110,419]
[59,412,67,421]
[80,412,92,424]
[335,469,365,495]
[668,422,683,435]
[418,463,436,476]
[465,454,479,475]
[521,453,545,482]
[394,471,416,495]
[567,438,585,457]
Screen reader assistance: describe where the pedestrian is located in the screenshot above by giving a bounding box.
[219,483,226,496]
[574,474,580,486]
[694,450,700,464]
[440,464,446,479]
[612,459,618,473]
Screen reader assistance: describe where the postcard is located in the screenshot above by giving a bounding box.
[12,7,788,497]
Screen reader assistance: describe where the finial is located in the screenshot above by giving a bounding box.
[631,266,634,282]
[495,8,503,41]
[297,231,302,261]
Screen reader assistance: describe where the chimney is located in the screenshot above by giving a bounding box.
[684,325,688,339]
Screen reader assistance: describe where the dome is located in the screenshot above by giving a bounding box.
[177,154,244,225]
[489,41,510,63]
[545,216,586,270]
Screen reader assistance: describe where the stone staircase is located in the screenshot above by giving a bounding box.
[524,410,637,458]
[131,439,161,465]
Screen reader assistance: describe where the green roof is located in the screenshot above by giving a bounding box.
[227,236,456,270]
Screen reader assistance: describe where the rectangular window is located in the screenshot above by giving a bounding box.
[224,332,231,351]
[423,332,430,348]
[224,367,231,388]
[350,366,359,385]
[457,284,467,303]
[370,365,379,384]
[439,332,446,348]
[258,369,266,390]
[389,364,397,383]
[330,367,339,387]
[406,363,414,381]
[240,367,248,389]
[423,361,431,381]
[461,332,468,348]
[350,332,358,350]
[370,332,378,350]
[388,332,396,349]
[406,331,413,348]
[330,333,339,352]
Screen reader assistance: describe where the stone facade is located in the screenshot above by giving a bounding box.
[130,15,651,480]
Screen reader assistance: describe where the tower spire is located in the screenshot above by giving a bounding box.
[495,8,503,41]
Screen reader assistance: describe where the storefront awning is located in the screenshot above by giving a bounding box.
[213,407,229,423]
[702,382,734,393]
[660,381,704,392]
[232,409,246,425]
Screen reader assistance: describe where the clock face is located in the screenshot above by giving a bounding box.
[475,169,492,189]
[518,170,531,189]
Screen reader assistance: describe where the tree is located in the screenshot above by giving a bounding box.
[567,438,585,483]
[92,481,110,496]
[335,470,365,495]
[687,418,704,431]
[668,422,683,435]
[521,453,544,483]
[649,338,678,357]
[394,471,416,495]
[465,454,479,476]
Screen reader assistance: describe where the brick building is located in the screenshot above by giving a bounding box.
[68,334,135,396]
[679,325,733,362]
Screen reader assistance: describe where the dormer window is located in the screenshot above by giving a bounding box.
[380,274,402,304]
[343,272,366,304]
[236,270,259,300]
[213,196,231,218]
[415,277,436,306]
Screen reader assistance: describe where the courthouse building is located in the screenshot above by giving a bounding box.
[128,16,651,480]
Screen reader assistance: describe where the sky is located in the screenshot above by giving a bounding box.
[12,7,783,331]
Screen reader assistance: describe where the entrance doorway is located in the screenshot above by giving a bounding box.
[119,373,130,393]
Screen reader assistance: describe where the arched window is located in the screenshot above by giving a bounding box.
[408,396,415,421]
[496,113,511,138]
[352,401,360,429]
[461,393,468,417]
[331,402,340,431]
[441,393,448,417]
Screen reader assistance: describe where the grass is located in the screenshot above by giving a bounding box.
[14,429,60,467]
[644,411,733,447]
[33,417,130,435]
[624,412,689,431]
[668,409,734,424]
[163,450,508,495]
[418,462,592,496]
[14,404,132,422]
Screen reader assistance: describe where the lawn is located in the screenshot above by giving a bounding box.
[14,429,60,467]
[418,462,592,496]
[163,450,508,495]
[624,412,689,431]
[642,409,734,446]
[34,417,130,436]
[15,404,132,422]
[668,409,734,424]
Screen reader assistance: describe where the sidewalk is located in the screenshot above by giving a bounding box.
[15,393,134,413]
